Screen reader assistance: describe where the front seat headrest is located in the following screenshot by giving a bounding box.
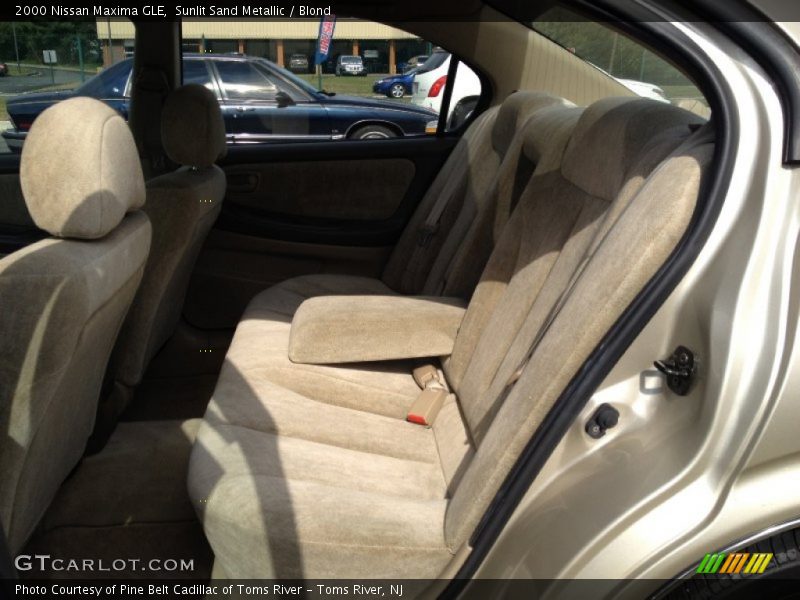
[161,84,226,169]
[20,96,145,240]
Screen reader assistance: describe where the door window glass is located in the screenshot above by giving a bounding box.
[0,20,129,154]
[179,20,484,143]
[183,59,214,91]
[215,61,279,101]
[532,6,709,117]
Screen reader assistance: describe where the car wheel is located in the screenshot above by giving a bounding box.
[349,125,397,140]
[447,96,479,131]
[389,83,405,98]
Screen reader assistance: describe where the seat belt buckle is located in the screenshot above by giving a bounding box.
[407,388,448,427]
[412,364,440,389]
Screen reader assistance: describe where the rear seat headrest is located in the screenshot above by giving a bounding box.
[492,92,572,156]
[161,84,226,168]
[561,97,705,201]
[20,96,145,240]
[520,104,584,175]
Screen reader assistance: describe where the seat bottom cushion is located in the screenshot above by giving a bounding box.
[189,429,451,578]
[189,274,457,578]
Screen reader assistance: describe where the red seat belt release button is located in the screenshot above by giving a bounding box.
[407,388,448,427]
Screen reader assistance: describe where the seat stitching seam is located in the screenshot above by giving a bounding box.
[241,364,417,401]
[206,421,439,466]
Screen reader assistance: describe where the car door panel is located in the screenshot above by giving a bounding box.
[184,230,391,329]
[224,158,415,221]
[183,136,457,329]
[215,136,455,244]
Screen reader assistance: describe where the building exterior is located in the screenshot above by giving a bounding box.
[95,19,430,74]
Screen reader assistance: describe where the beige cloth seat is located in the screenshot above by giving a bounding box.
[183,92,580,452]
[0,97,151,553]
[189,97,712,579]
[234,91,575,335]
[205,93,582,426]
[104,84,227,424]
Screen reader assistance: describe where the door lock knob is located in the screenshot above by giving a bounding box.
[585,404,620,439]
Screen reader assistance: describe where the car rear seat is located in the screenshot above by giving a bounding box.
[240,91,573,333]
[188,97,712,580]
[213,97,583,423]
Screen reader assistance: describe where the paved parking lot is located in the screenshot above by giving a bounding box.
[0,66,89,154]
[0,67,85,95]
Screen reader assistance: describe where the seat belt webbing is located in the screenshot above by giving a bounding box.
[133,67,170,176]
[416,113,495,248]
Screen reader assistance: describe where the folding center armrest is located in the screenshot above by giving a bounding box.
[288,295,467,364]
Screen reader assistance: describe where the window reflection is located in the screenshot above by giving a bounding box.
[215,61,278,101]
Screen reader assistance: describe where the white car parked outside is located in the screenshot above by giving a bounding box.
[411,50,481,119]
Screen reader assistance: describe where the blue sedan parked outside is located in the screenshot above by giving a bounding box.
[2,55,438,152]
[372,68,418,99]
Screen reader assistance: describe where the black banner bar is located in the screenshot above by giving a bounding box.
[1,0,800,22]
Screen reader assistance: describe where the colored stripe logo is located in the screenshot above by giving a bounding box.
[696,552,773,574]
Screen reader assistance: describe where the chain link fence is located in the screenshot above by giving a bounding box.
[0,21,104,127]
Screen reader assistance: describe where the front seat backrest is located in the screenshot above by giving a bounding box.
[0,97,151,553]
[109,84,226,412]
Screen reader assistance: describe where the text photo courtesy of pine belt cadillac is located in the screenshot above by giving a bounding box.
[0,1,800,599]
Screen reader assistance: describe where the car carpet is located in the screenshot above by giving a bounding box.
[21,419,213,580]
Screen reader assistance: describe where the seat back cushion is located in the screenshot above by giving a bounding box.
[382,92,571,299]
[161,84,227,168]
[0,97,151,553]
[441,98,711,548]
[381,107,499,296]
[111,84,227,391]
[112,166,225,388]
[435,100,583,300]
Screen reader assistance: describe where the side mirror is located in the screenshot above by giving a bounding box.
[276,91,295,108]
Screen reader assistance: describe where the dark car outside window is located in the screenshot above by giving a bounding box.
[75,59,131,98]
[274,63,319,96]
[215,61,278,101]
[183,60,214,91]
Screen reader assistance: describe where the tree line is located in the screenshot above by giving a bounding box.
[0,21,103,66]
[534,12,694,86]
